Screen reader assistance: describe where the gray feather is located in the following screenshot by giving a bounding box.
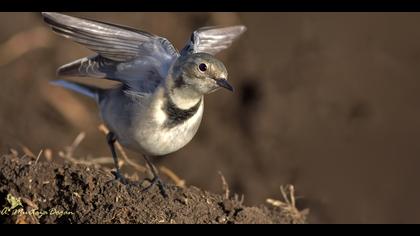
[42,12,179,62]
[43,12,180,94]
[57,55,109,77]
[181,25,247,55]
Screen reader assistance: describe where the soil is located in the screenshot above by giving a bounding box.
[0,152,306,224]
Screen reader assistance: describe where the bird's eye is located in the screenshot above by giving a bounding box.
[199,63,207,72]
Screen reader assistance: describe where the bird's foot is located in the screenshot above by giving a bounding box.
[140,176,168,198]
[108,170,168,198]
[111,170,131,185]
[105,170,132,186]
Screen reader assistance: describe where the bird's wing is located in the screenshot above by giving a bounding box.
[42,12,179,93]
[180,25,247,56]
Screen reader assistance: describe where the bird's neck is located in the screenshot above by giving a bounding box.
[165,76,202,110]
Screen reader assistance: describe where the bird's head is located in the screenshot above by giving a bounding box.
[171,53,233,95]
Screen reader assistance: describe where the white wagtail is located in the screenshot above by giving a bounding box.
[42,12,246,195]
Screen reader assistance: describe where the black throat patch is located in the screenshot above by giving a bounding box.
[163,96,202,129]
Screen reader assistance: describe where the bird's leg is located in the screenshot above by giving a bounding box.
[106,133,166,196]
[141,155,168,197]
[106,132,129,184]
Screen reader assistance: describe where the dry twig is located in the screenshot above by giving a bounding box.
[159,166,186,188]
[266,185,308,224]
[58,132,115,167]
[218,171,230,199]
[34,150,43,164]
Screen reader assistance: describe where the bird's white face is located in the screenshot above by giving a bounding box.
[172,53,232,95]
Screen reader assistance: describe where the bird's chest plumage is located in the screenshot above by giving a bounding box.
[100,88,204,156]
[131,98,204,156]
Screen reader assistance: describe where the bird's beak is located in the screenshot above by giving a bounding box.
[215,78,234,92]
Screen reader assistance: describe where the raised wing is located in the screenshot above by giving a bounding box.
[181,25,246,56]
[42,12,178,62]
[42,12,179,93]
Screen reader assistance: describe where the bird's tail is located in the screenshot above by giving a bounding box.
[50,80,98,101]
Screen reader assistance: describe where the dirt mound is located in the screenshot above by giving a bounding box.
[0,153,306,224]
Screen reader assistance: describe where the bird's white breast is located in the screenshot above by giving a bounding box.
[132,98,204,156]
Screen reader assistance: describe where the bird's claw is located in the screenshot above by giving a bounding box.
[140,176,168,198]
[112,171,131,185]
[107,171,168,198]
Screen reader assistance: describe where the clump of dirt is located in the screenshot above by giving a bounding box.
[0,152,306,224]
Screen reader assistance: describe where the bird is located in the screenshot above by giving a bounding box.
[42,12,246,195]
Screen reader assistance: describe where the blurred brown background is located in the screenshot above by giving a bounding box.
[1,12,420,223]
